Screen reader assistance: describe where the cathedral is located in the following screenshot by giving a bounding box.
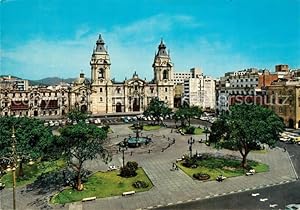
[70,34,175,115]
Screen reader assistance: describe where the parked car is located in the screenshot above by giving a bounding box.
[0,182,5,190]
[285,204,300,210]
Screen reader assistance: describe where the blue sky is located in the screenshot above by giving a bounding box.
[1,0,299,81]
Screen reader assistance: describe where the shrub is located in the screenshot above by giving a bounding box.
[120,161,139,178]
[182,157,198,168]
[132,180,149,188]
[193,173,210,180]
[126,161,138,171]
[185,126,196,134]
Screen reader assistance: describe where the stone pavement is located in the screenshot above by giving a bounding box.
[0,124,298,210]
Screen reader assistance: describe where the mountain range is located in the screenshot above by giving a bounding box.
[0,75,77,86]
[30,77,76,86]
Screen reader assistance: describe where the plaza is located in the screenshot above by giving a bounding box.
[0,122,297,210]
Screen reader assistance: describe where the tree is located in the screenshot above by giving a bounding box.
[209,104,284,168]
[143,97,172,125]
[208,115,230,144]
[0,116,53,177]
[174,105,202,127]
[67,108,88,123]
[58,121,110,191]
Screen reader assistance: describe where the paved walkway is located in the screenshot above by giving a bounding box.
[0,125,298,210]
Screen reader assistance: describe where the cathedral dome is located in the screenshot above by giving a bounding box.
[74,73,90,85]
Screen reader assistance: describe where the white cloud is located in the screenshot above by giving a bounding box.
[1,14,254,80]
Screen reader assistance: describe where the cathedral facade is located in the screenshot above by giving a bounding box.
[70,34,175,115]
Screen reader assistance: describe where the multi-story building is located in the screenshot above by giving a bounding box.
[0,76,29,91]
[0,82,70,117]
[173,68,215,110]
[173,67,202,85]
[216,67,281,113]
[266,79,300,128]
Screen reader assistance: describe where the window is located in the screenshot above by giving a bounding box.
[151,89,154,93]
[100,88,103,92]
[165,96,168,100]
[98,68,104,79]
[117,88,120,94]
[100,97,103,102]
[163,70,168,80]
[165,88,168,92]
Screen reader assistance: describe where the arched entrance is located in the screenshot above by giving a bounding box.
[116,102,122,112]
[81,105,87,113]
[34,110,38,116]
[133,98,140,112]
[288,119,294,128]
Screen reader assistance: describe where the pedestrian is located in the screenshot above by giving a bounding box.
[283,147,287,152]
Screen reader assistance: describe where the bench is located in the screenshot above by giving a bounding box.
[82,196,96,202]
[122,191,135,196]
[176,158,182,162]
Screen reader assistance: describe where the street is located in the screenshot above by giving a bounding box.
[156,181,300,210]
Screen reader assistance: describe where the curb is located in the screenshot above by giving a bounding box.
[139,179,297,210]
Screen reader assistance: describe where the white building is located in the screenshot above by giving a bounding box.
[175,68,215,110]
[173,67,202,85]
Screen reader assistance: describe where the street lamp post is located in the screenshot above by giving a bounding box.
[11,127,17,210]
[205,127,209,142]
[188,137,195,158]
[0,127,35,210]
[119,138,128,168]
[0,127,17,210]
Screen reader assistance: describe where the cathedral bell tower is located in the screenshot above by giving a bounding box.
[152,39,173,83]
[90,34,111,84]
[152,39,174,107]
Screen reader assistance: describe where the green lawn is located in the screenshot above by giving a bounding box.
[194,128,204,135]
[177,156,269,181]
[51,167,153,204]
[181,127,204,135]
[1,159,65,188]
[143,125,161,131]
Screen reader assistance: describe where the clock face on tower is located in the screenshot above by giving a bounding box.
[156,58,161,65]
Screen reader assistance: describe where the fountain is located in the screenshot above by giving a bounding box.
[126,121,151,148]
